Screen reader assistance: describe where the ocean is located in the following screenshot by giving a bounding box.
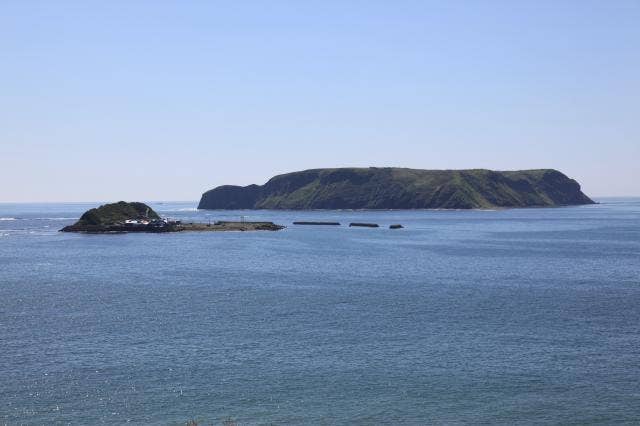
[1,199,639,425]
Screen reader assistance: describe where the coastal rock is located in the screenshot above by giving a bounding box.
[61,201,163,232]
[198,168,595,210]
[61,202,285,233]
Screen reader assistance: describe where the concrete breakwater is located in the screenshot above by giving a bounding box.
[293,221,341,226]
[293,221,404,229]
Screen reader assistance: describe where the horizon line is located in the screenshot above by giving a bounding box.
[1,196,640,204]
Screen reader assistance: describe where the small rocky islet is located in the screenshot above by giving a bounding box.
[60,201,284,233]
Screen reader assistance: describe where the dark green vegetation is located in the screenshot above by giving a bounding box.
[61,201,163,232]
[198,168,594,210]
[76,201,159,225]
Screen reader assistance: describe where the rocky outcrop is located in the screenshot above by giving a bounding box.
[61,201,165,233]
[61,201,285,233]
[198,168,594,210]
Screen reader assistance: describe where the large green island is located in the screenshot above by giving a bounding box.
[61,201,284,233]
[198,168,594,210]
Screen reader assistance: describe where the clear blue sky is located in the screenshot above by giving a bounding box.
[1,1,638,202]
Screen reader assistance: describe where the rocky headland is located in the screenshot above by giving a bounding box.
[60,201,284,233]
[198,168,594,210]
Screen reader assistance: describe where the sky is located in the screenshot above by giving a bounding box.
[1,1,638,202]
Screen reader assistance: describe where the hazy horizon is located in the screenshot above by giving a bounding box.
[2,1,639,202]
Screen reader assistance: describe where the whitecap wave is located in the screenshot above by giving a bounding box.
[0,217,16,221]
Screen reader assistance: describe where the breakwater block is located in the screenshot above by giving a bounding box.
[349,223,379,228]
[293,221,341,225]
[389,224,404,229]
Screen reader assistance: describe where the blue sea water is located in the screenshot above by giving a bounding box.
[1,199,639,425]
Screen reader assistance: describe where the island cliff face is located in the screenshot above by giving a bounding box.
[198,168,594,210]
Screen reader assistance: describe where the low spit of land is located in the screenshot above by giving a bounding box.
[180,221,284,232]
[62,221,284,234]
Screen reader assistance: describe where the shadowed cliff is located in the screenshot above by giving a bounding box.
[198,168,594,210]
